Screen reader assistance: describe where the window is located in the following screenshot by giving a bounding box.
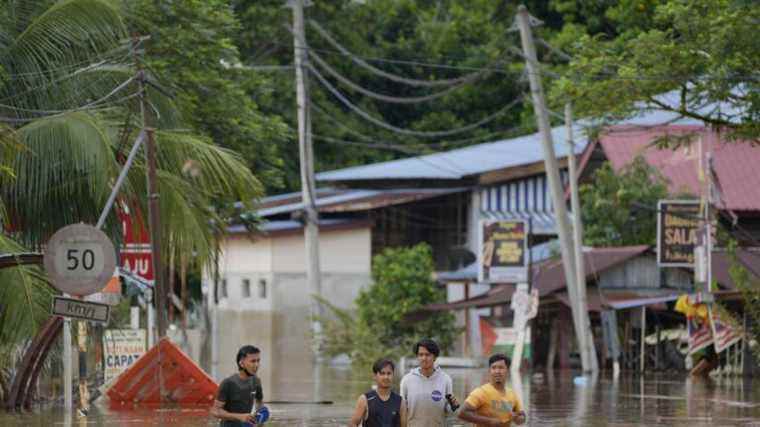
[220,279,228,299]
[242,279,251,298]
[258,279,267,299]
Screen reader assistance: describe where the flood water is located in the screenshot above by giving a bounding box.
[3,367,760,426]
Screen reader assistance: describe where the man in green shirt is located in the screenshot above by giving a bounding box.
[211,345,264,426]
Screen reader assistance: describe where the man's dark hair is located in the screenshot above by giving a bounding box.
[488,353,511,368]
[413,339,440,358]
[372,358,395,374]
[236,345,260,368]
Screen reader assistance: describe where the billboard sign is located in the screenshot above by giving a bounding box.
[478,219,528,283]
[103,329,146,383]
[657,200,700,267]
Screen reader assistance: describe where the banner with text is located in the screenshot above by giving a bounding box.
[103,329,146,383]
[479,219,528,283]
[657,200,700,267]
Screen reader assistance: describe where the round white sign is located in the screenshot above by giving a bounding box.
[43,224,117,296]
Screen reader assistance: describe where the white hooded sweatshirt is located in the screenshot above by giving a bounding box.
[399,366,453,427]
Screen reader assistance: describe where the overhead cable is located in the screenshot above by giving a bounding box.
[1,76,137,116]
[308,48,499,104]
[311,102,534,150]
[308,20,504,87]
[309,63,524,138]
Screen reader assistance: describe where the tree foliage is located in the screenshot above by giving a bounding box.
[317,243,459,368]
[551,0,760,140]
[125,0,290,191]
[580,157,669,246]
[0,0,262,393]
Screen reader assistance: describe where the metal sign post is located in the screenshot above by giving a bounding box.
[43,224,116,415]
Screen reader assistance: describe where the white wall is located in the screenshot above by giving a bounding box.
[205,225,373,381]
[271,228,372,273]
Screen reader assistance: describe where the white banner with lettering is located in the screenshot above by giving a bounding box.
[103,329,146,383]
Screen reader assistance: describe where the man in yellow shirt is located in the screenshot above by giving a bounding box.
[458,354,526,427]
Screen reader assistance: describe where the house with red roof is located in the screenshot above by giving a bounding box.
[577,124,760,243]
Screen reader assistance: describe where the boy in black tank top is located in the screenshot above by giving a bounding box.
[349,358,407,427]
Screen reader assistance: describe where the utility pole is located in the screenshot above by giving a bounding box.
[565,103,599,372]
[516,5,595,372]
[289,0,323,349]
[133,35,167,339]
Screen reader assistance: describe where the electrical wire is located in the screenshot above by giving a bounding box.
[311,101,536,151]
[0,76,137,115]
[308,48,501,104]
[308,20,510,86]
[309,63,524,138]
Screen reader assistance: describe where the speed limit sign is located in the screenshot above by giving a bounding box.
[43,224,117,296]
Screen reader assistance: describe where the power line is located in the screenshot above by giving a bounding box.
[307,48,501,104]
[311,101,536,150]
[307,20,512,85]
[309,63,524,138]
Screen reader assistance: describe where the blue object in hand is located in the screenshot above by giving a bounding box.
[254,406,270,424]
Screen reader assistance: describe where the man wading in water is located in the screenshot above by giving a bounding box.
[211,345,264,426]
[349,358,407,427]
[458,354,526,427]
[400,339,459,427]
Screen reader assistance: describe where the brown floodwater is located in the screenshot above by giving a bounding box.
[3,367,760,426]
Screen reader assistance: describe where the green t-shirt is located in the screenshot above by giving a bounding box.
[217,373,263,427]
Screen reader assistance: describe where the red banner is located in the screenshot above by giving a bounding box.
[118,206,153,283]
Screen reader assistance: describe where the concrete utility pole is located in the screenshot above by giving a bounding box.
[516,5,596,372]
[289,0,323,347]
[132,35,167,339]
[565,103,599,372]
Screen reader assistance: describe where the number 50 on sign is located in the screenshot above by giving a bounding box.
[44,224,117,297]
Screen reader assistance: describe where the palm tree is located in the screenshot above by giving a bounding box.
[0,0,262,400]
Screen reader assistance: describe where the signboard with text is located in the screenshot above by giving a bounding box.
[119,207,154,283]
[43,224,117,296]
[657,200,700,267]
[478,219,528,283]
[103,329,146,383]
[52,296,110,323]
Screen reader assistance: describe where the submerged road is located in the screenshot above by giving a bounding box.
[2,369,759,426]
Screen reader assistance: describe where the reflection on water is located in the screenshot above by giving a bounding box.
[3,367,760,426]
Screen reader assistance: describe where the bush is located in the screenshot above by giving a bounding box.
[315,243,460,368]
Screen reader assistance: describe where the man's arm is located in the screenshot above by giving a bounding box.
[347,394,367,427]
[457,402,505,427]
[210,399,254,423]
[512,409,527,425]
[399,397,407,427]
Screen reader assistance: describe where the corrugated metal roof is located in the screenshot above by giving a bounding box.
[435,245,650,288]
[317,124,589,182]
[600,126,760,211]
[227,218,367,235]
[315,94,742,184]
[253,187,468,218]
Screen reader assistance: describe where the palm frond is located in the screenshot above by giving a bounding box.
[0,234,55,363]
[6,0,126,84]
[121,131,262,269]
[3,112,120,247]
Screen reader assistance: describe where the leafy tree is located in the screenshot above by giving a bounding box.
[232,0,566,190]
[551,0,760,140]
[580,157,669,246]
[124,0,291,191]
[317,243,459,367]
[0,0,262,396]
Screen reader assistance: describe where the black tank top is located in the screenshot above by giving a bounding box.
[363,390,401,427]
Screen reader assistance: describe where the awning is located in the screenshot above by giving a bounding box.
[480,210,561,235]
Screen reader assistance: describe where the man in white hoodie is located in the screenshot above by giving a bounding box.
[400,339,459,427]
